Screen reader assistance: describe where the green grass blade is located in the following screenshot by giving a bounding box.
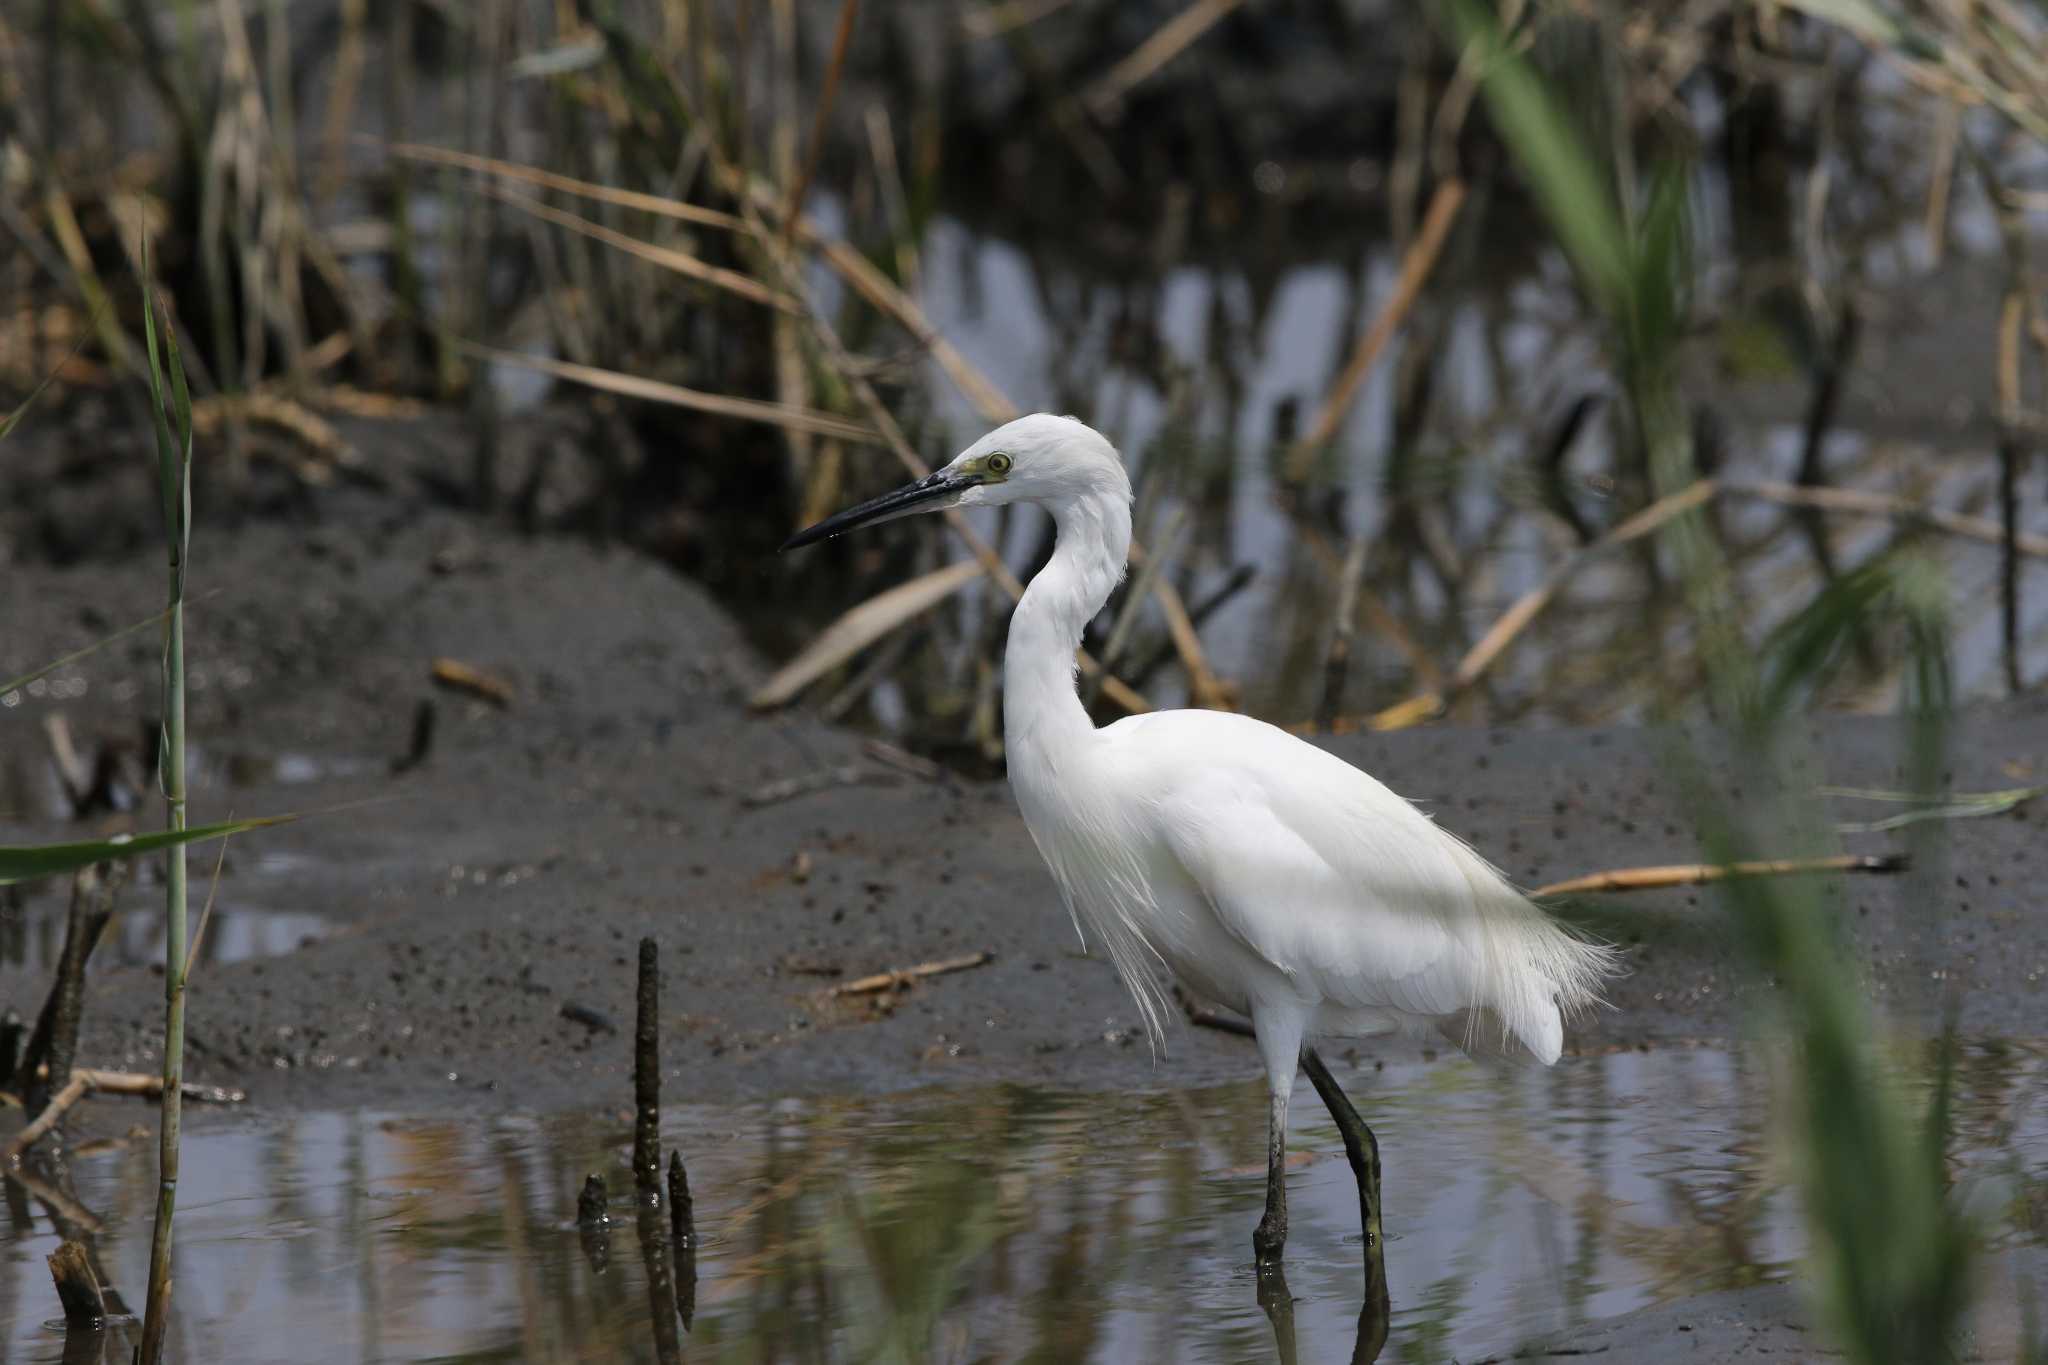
[0,815,295,886]
[0,602,180,696]
[1439,0,1631,313]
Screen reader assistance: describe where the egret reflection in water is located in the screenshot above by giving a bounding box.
[5,1042,2046,1363]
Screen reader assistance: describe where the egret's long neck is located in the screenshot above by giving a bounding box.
[1004,488,1131,761]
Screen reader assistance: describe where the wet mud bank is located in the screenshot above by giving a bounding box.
[4,479,2042,1120]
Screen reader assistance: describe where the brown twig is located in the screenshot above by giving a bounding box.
[1532,853,1907,898]
[829,951,993,996]
[1284,180,1466,484]
[633,939,661,1201]
[430,657,516,708]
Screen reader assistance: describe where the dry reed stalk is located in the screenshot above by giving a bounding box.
[1284,180,1466,483]
[1317,536,1369,732]
[481,182,797,311]
[963,0,1078,40]
[452,340,877,442]
[1318,479,1716,735]
[781,0,861,242]
[1533,854,1906,898]
[386,142,747,230]
[738,201,1152,714]
[1723,480,2048,557]
[190,393,357,468]
[749,561,986,709]
[829,951,992,996]
[1128,539,1233,708]
[1083,0,1247,119]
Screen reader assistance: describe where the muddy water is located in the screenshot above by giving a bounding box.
[5,1041,2043,1364]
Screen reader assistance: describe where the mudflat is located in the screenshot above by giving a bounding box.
[5,485,2039,1118]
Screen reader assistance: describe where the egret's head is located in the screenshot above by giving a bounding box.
[781,414,1130,550]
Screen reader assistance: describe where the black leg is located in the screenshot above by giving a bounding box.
[1251,1086,1289,1268]
[1301,1047,1382,1250]
[1302,1048,1392,1362]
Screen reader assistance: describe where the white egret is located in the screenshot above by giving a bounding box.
[783,414,1616,1266]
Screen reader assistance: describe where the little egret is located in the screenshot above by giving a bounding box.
[783,414,1616,1266]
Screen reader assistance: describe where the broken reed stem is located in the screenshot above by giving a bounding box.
[1285,179,1466,484]
[1532,853,1907,898]
[633,938,661,1202]
[47,1239,107,1329]
[828,951,992,996]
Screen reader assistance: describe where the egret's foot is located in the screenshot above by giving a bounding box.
[1252,1211,1288,1268]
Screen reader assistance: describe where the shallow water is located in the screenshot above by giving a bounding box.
[4,1041,2044,1364]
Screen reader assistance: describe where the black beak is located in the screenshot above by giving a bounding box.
[779,469,967,551]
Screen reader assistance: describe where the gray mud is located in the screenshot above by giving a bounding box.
[4,447,2042,1119]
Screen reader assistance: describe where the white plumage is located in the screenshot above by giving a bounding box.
[785,412,1617,1264]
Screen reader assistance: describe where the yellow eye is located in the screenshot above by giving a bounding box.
[986,452,1012,476]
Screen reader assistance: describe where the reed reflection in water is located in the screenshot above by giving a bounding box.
[3,1041,2045,1364]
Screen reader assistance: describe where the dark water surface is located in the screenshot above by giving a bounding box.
[5,1041,2044,1363]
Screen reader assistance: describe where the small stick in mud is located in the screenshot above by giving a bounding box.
[390,698,436,774]
[577,1173,611,1274]
[828,951,993,996]
[47,1240,107,1328]
[0,1009,22,1091]
[429,658,515,708]
[633,938,661,1202]
[668,1150,697,1331]
[20,863,124,1124]
[1532,853,1907,898]
[1175,984,1254,1039]
[577,1174,610,1229]
[635,1202,684,1363]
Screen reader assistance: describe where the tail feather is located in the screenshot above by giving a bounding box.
[1446,845,1621,1065]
